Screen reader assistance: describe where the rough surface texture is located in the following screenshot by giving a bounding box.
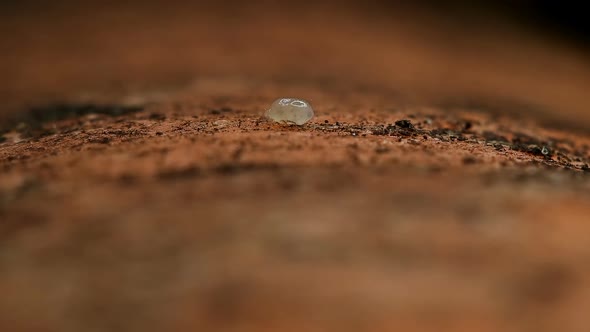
[1,2,590,332]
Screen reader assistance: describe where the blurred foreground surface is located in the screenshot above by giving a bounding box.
[1,2,590,332]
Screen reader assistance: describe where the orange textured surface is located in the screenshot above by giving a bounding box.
[2,2,590,332]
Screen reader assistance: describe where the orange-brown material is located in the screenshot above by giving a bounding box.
[1,2,590,332]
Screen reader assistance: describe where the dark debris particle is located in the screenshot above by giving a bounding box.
[463,121,473,131]
[370,125,388,136]
[324,120,329,124]
[511,143,529,153]
[155,132,163,136]
[210,109,221,115]
[582,164,589,172]
[383,122,418,137]
[395,119,414,129]
[482,131,508,143]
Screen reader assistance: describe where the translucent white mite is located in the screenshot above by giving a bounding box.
[265,98,314,125]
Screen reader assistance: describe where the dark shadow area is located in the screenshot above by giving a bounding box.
[0,104,143,138]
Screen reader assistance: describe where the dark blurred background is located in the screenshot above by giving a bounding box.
[3,0,589,43]
[399,1,590,47]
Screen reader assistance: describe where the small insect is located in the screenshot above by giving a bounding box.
[265,98,314,125]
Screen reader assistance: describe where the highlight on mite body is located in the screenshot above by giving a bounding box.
[265,98,314,125]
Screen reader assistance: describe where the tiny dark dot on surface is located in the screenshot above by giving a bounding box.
[324,120,329,124]
[394,119,413,129]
